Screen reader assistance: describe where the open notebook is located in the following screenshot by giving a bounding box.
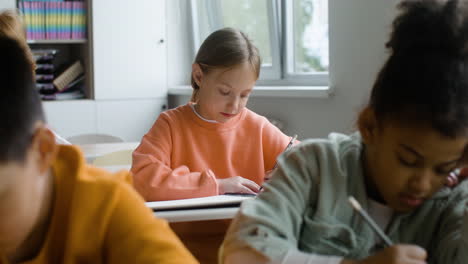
[146,194,255,211]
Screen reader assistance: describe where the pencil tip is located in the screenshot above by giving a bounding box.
[348,196,361,210]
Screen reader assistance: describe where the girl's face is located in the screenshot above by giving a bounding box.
[192,62,257,123]
[361,109,468,213]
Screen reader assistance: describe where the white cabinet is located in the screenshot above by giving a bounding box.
[42,0,168,141]
[44,99,167,142]
[0,0,15,9]
[96,99,167,142]
[92,0,167,100]
[43,100,97,137]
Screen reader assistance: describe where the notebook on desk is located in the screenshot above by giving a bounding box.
[146,194,255,211]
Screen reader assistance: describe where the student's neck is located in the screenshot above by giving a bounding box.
[193,104,208,119]
[361,146,386,204]
[192,103,214,120]
[9,170,55,263]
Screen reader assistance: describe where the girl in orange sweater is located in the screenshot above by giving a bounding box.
[132,28,292,201]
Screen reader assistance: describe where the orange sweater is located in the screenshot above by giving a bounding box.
[0,145,198,264]
[131,104,291,201]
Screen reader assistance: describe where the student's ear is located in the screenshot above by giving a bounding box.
[30,123,58,174]
[192,63,204,87]
[358,106,378,145]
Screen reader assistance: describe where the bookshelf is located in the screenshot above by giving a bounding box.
[4,0,168,141]
[17,0,93,100]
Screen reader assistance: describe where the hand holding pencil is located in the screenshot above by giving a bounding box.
[272,134,298,170]
[344,197,427,264]
[260,135,298,191]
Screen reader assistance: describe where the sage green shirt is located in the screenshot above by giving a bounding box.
[222,133,468,263]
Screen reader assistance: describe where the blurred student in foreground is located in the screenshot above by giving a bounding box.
[0,34,198,264]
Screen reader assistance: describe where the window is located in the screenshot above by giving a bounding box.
[190,0,329,86]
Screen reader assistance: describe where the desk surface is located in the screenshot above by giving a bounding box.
[155,207,239,223]
[79,142,139,162]
[148,195,252,223]
[97,164,131,172]
[96,163,243,223]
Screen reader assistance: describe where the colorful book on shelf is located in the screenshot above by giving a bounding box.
[28,2,44,40]
[60,74,85,92]
[36,82,55,94]
[29,2,35,39]
[19,0,85,41]
[36,74,54,82]
[32,49,58,62]
[19,2,30,39]
[53,61,84,91]
[41,90,84,101]
[41,75,85,101]
[41,2,45,39]
[36,63,54,72]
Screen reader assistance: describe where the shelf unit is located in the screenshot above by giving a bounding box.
[27,39,87,44]
[18,0,94,100]
[6,0,169,141]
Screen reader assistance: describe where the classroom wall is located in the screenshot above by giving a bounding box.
[167,0,398,139]
[0,0,15,10]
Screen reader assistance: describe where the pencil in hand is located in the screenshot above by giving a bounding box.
[258,135,297,191]
[348,196,393,247]
[260,134,298,191]
[272,134,298,170]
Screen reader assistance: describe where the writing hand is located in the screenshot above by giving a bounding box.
[342,244,427,264]
[217,176,260,195]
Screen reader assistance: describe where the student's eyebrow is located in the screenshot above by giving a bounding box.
[437,157,461,168]
[399,143,461,167]
[220,82,233,88]
[219,82,252,93]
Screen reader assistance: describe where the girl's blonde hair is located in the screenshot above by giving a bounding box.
[0,10,35,74]
[190,27,261,102]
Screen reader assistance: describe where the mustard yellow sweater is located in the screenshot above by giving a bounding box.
[1,145,198,264]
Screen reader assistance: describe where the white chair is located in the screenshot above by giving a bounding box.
[92,149,133,167]
[66,133,124,145]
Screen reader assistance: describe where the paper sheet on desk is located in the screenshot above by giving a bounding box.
[146,195,254,211]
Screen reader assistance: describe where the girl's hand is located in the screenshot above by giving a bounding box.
[217,176,260,195]
[264,169,277,182]
[259,169,277,192]
[343,245,427,264]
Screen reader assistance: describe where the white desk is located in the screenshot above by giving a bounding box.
[147,195,253,223]
[79,142,139,163]
[98,164,131,172]
[154,207,239,223]
[96,164,247,223]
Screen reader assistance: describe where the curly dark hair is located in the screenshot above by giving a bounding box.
[369,0,468,137]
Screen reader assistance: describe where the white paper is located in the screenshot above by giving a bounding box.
[145,194,255,211]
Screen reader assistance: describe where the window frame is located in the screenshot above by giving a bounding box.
[281,0,329,86]
[189,0,329,87]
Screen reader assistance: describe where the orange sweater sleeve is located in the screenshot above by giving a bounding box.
[104,181,199,264]
[131,114,218,201]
